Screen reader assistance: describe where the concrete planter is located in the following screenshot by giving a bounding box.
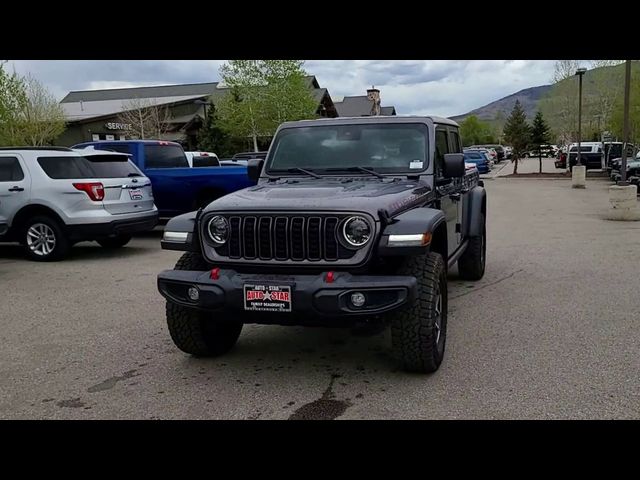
[571,165,586,188]
[607,184,640,221]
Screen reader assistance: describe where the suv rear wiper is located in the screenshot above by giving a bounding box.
[127,173,143,177]
[325,166,385,179]
[287,167,323,179]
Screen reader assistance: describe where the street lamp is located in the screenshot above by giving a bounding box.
[619,60,632,186]
[575,68,587,167]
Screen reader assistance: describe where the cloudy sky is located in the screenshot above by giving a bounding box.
[7,60,557,117]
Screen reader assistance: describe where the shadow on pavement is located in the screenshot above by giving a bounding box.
[0,243,153,262]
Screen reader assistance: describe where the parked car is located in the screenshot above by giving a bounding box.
[555,148,568,169]
[609,157,640,182]
[472,144,505,162]
[185,151,220,168]
[72,140,256,218]
[464,151,491,173]
[232,151,268,160]
[0,146,158,261]
[608,151,640,176]
[526,144,556,158]
[465,148,493,166]
[504,146,513,159]
[604,142,635,172]
[157,115,488,373]
[567,142,604,170]
[219,158,249,167]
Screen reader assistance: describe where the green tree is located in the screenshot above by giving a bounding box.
[610,67,640,155]
[459,115,496,146]
[503,100,531,175]
[14,74,66,146]
[216,60,317,152]
[0,61,28,146]
[1,64,66,146]
[196,104,239,157]
[530,111,551,173]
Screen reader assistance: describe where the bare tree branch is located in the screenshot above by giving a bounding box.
[118,98,173,139]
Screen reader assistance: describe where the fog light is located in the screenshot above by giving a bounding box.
[350,292,366,307]
[187,286,200,301]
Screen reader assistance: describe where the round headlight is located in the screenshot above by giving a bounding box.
[207,215,229,245]
[342,216,371,248]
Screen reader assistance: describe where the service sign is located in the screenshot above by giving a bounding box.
[105,122,132,131]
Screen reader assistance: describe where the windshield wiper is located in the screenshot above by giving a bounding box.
[325,166,385,179]
[127,172,143,177]
[287,167,323,179]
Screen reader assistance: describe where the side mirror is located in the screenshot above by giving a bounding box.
[443,153,465,178]
[247,158,264,183]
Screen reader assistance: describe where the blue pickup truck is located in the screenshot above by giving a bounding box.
[73,140,255,218]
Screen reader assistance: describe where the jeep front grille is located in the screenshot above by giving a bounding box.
[213,214,358,262]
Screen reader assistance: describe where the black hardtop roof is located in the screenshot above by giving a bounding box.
[278,115,459,129]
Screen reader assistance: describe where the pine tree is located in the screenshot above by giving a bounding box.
[503,100,531,174]
[530,111,551,173]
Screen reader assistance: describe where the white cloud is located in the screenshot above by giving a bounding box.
[6,60,557,116]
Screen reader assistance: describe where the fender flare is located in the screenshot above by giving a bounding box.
[462,186,486,238]
[378,207,446,257]
[161,210,200,252]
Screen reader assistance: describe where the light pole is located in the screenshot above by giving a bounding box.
[575,68,587,166]
[571,68,587,189]
[619,60,632,186]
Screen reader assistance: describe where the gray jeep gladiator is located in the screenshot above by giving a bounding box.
[157,116,487,373]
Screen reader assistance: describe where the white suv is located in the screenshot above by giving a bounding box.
[0,146,158,261]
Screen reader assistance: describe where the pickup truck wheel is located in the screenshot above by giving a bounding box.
[390,252,447,373]
[22,215,71,262]
[97,234,132,249]
[457,217,486,281]
[166,252,243,357]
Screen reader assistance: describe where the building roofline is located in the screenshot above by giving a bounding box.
[60,82,220,103]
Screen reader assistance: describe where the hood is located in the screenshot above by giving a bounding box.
[205,177,434,218]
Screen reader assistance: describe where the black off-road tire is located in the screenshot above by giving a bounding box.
[22,215,71,262]
[166,252,243,357]
[457,217,486,281]
[97,234,132,249]
[390,252,447,373]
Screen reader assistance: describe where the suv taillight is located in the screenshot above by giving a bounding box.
[74,182,105,201]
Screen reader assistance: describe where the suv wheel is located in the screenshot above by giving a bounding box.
[166,252,243,356]
[457,216,486,281]
[23,215,71,262]
[97,234,132,249]
[389,252,447,373]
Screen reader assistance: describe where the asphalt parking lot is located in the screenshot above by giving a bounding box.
[2,177,639,419]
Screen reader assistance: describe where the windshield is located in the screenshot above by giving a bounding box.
[464,152,484,160]
[267,123,429,174]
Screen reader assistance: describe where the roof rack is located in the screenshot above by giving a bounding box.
[0,146,74,152]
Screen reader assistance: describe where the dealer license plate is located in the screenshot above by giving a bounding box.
[243,284,292,312]
[129,188,143,200]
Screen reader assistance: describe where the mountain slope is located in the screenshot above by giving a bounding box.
[450,84,553,123]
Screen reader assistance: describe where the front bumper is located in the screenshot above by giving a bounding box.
[157,268,417,324]
[67,212,159,240]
